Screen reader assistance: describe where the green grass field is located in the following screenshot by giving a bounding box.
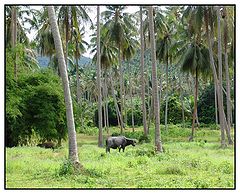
[5,126,235,189]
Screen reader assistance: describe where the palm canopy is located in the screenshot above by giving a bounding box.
[90,25,118,70]
[180,42,211,77]
[102,6,138,49]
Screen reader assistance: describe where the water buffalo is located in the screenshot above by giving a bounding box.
[37,142,55,150]
[106,136,136,153]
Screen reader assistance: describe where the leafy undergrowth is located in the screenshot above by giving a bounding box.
[6,126,234,189]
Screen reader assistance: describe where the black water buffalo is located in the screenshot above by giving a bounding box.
[37,142,55,150]
[106,136,136,153]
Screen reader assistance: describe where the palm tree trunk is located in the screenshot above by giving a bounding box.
[205,7,226,148]
[189,69,198,141]
[118,44,125,129]
[148,6,163,153]
[110,74,123,133]
[217,7,233,145]
[214,81,218,124]
[140,6,148,135]
[104,74,110,133]
[128,63,135,132]
[179,73,185,128]
[47,6,80,164]
[65,7,69,67]
[164,51,169,131]
[223,7,232,128]
[147,75,152,133]
[75,44,81,104]
[11,6,17,80]
[96,6,103,147]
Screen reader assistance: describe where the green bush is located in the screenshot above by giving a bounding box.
[6,66,67,147]
[58,159,75,176]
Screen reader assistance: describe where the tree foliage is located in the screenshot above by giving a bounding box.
[6,48,67,147]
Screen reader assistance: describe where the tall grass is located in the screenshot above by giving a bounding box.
[6,125,234,189]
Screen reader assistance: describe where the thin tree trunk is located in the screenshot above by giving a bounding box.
[47,6,80,164]
[179,73,185,128]
[148,6,163,153]
[75,44,81,104]
[11,6,17,80]
[164,50,169,131]
[104,74,110,133]
[96,6,103,147]
[128,63,135,132]
[103,79,107,129]
[140,6,148,135]
[223,7,232,128]
[189,69,198,141]
[65,7,69,67]
[118,44,125,129]
[110,75,123,133]
[147,76,152,133]
[214,81,218,124]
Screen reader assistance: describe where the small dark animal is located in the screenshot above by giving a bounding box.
[106,136,136,153]
[37,142,55,150]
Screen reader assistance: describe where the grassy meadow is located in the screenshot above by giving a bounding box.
[5,125,235,189]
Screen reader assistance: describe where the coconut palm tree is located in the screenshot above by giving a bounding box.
[148,6,163,153]
[58,6,92,67]
[204,6,233,147]
[140,6,148,135]
[180,6,212,141]
[155,8,172,131]
[47,6,80,165]
[96,6,103,147]
[102,6,138,131]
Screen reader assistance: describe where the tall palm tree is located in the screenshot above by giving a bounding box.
[155,8,171,131]
[10,6,17,79]
[204,6,228,147]
[216,7,233,145]
[180,6,212,141]
[58,6,92,67]
[140,6,148,135]
[96,6,103,147]
[148,6,163,153]
[102,6,137,132]
[47,6,80,165]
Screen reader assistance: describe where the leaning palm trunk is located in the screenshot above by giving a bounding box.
[96,6,103,147]
[205,7,226,148]
[47,6,80,164]
[148,6,163,153]
[140,6,148,135]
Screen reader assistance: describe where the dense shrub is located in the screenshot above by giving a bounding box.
[6,66,67,147]
[197,83,233,124]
